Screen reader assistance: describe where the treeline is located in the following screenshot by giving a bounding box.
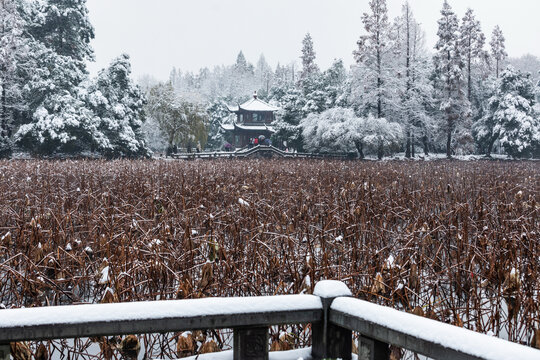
[149,0,540,158]
[1,0,539,159]
[0,0,148,158]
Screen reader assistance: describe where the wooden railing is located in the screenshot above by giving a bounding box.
[0,281,539,360]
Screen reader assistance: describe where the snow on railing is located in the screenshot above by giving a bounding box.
[331,296,540,360]
[0,281,539,360]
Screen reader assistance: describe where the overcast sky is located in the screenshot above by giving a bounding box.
[86,0,540,81]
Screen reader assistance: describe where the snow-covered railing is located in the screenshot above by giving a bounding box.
[1,281,539,360]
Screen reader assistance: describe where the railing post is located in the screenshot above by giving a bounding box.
[0,343,9,360]
[233,326,268,360]
[358,336,389,360]
[312,280,353,360]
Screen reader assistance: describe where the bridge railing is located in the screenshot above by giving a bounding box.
[170,145,350,160]
[0,281,539,360]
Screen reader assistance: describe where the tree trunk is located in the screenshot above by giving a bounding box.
[355,140,364,160]
[486,133,498,157]
[446,129,452,159]
[467,42,472,102]
[377,140,384,160]
[411,133,415,158]
[377,31,382,118]
[422,132,429,156]
[405,128,411,158]
[0,82,6,139]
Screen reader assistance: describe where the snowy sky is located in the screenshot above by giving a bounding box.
[86,0,540,81]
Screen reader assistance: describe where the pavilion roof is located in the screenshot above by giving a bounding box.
[227,93,279,113]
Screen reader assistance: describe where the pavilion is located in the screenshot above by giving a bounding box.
[221,92,278,148]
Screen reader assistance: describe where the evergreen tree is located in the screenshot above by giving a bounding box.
[433,0,469,158]
[206,98,231,150]
[234,51,253,75]
[322,59,347,109]
[272,87,305,151]
[353,0,392,118]
[473,66,539,157]
[459,8,486,102]
[299,33,319,85]
[26,0,94,62]
[490,25,507,78]
[85,54,149,157]
[14,0,95,155]
[255,54,273,96]
[15,43,92,154]
[393,2,434,157]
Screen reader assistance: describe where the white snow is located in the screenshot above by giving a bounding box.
[313,280,352,298]
[98,266,110,285]
[332,297,540,360]
[0,295,322,328]
[238,198,249,206]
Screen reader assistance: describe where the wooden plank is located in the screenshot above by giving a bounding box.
[233,327,268,360]
[0,310,321,343]
[0,344,9,360]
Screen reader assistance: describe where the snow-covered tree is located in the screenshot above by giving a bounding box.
[352,0,394,118]
[459,8,487,102]
[15,43,92,154]
[272,87,306,151]
[0,0,26,157]
[361,115,403,159]
[473,66,539,157]
[507,54,540,83]
[433,0,470,158]
[205,98,230,150]
[300,107,402,159]
[299,33,319,85]
[25,0,94,62]
[490,25,507,78]
[146,82,208,154]
[145,82,184,153]
[255,54,273,97]
[301,107,358,153]
[321,59,347,109]
[392,2,435,157]
[84,54,149,157]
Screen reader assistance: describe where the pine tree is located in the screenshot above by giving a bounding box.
[490,25,507,78]
[85,54,149,157]
[393,2,435,157]
[14,0,96,155]
[299,33,319,84]
[206,98,231,150]
[433,0,469,158]
[322,59,347,109]
[234,51,253,75]
[353,0,391,118]
[460,8,486,102]
[473,66,539,157]
[26,0,94,62]
[255,54,273,96]
[14,43,92,154]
